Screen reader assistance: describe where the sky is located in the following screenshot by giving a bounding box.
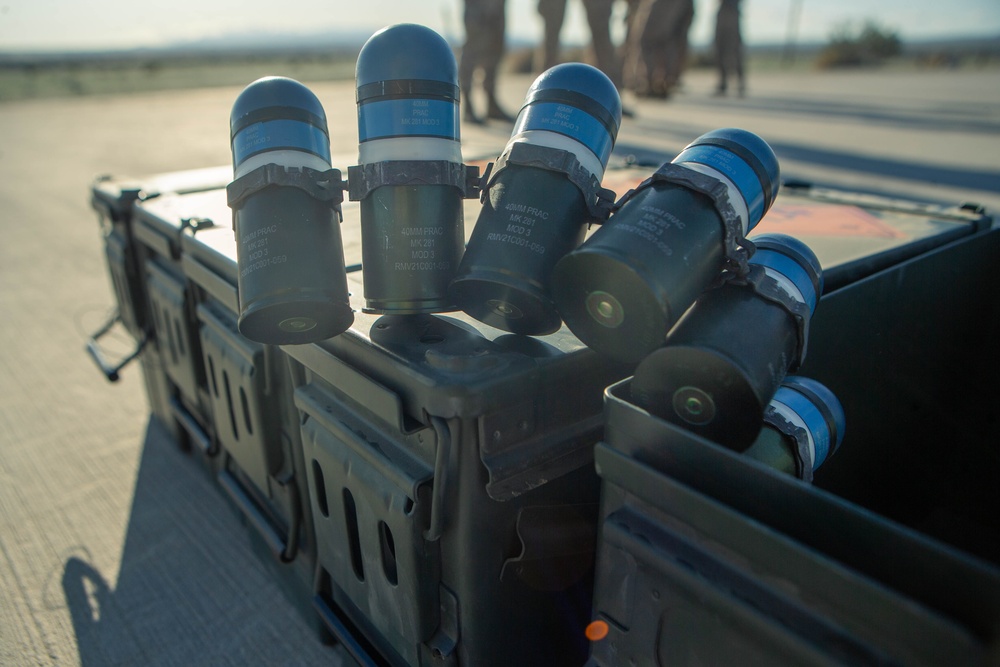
[1,0,998,53]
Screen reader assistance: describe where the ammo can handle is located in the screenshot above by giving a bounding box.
[85,310,147,382]
[312,595,384,667]
[217,467,300,563]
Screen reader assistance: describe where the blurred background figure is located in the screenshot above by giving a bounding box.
[537,0,622,88]
[537,0,568,71]
[714,0,746,96]
[621,0,643,86]
[460,0,514,123]
[581,0,624,89]
[625,0,695,98]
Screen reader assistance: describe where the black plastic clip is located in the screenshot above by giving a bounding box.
[226,165,347,221]
[483,142,616,224]
[179,216,214,234]
[614,163,755,279]
[347,160,481,202]
[762,405,815,483]
[725,263,812,371]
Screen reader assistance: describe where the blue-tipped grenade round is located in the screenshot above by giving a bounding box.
[551,128,780,362]
[228,76,353,345]
[450,63,622,335]
[351,23,472,315]
[630,233,823,449]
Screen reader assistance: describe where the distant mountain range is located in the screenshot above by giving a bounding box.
[171,27,380,54]
[1,27,997,63]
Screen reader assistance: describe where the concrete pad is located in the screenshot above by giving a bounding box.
[0,65,997,665]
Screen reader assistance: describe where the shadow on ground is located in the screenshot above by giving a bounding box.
[610,134,1000,201]
[61,419,338,667]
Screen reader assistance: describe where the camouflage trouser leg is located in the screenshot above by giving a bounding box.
[460,2,509,121]
[582,0,623,89]
[624,0,654,94]
[715,7,744,93]
[537,0,567,71]
[638,0,693,97]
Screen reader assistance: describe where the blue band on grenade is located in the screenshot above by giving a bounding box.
[513,101,615,168]
[751,247,821,314]
[774,385,833,470]
[674,144,767,229]
[233,119,331,167]
[358,98,460,143]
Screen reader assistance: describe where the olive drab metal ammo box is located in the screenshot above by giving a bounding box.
[90,167,232,457]
[94,170,631,666]
[588,186,1000,666]
[92,165,1000,666]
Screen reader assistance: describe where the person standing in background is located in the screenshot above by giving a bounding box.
[537,0,622,88]
[621,0,644,91]
[538,0,635,116]
[537,0,567,71]
[625,0,695,99]
[460,0,514,123]
[581,0,624,89]
[714,0,746,96]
